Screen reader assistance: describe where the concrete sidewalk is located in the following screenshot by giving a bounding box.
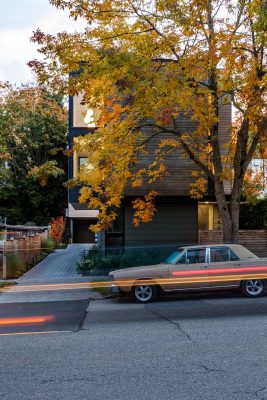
[0,277,104,304]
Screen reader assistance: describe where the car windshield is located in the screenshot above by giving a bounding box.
[164,249,184,264]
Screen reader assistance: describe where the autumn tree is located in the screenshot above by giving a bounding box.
[50,216,66,243]
[30,0,267,242]
[0,83,68,225]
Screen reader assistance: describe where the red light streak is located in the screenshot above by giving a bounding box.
[0,315,55,327]
[172,266,267,277]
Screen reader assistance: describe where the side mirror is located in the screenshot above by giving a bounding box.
[186,258,190,265]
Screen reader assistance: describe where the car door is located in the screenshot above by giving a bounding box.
[167,247,210,291]
[209,246,241,288]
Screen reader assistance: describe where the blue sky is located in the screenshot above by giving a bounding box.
[0,0,83,84]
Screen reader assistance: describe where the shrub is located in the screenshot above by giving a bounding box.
[6,253,26,279]
[41,237,55,253]
[77,246,174,275]
[240,200,267,229]
[50,216,66,244]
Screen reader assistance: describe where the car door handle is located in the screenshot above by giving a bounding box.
[233,263,241,266]
[204,265,209,268]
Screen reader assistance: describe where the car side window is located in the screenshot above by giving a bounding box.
[186,249,206,264]
[210,247,239,262]
[177,254,187,264]
[229,249,239,261]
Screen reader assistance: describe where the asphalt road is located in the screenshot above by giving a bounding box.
[0,300,89,334]
[1,291,267,400]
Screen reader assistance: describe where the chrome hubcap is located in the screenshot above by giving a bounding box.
[135,285,153,302]
[245,280,264,295]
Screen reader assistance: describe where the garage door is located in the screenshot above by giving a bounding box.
[124,202,198,246]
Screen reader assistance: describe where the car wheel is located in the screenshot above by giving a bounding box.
[241,280,266,297]
[132,283,157,303]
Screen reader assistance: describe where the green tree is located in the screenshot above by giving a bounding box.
[0,83,68,225]
[30,0,267,241]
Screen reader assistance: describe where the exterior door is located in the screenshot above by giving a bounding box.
[73,219,97,243]
[209,246,241,288]
[167,247,210,291]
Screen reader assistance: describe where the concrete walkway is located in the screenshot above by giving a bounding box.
[19,244,93,282]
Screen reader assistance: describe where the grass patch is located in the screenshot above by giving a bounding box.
[91,286,111,297]
[0,281,17,289]
[6,253,26,278]
[89,277,112,297]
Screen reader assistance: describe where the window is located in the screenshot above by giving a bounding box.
[177,254,187,264]
[186,248,206,264]
[165,249,185,264]
[105,208,124,247]
[78,157,88,169]
[210,247,239,262]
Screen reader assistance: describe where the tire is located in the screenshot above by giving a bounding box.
[131,283,157,303]
[241,280,266,298]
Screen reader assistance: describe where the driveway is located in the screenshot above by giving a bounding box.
[19,244,92,282]
[0,244,98,304]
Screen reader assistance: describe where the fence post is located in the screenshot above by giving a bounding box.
[2,241,6,280]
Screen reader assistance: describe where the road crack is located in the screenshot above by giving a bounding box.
[41,373,115,385]
[197,364,224,373]
[145,305,196,343]
[256,387,267,400]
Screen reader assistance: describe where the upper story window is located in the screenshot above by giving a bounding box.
[72,94,100,128]
[78,157,88,170]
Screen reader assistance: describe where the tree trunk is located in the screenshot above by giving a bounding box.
[213,177,233,243]
[214,175,243,244]
[229,183,243,244]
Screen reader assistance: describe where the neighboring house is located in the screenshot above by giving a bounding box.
[66,93,232,248]
[0,221,48,241]
[250,159,267,197]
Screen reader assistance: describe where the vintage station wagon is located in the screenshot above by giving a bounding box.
[109,244,267,303]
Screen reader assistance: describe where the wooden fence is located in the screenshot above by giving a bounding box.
[199,230,267,258]
[0,230,49,279]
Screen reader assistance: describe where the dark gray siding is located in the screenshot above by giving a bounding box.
[125,115,200,197]
[124,202,198,247]
[125,102,232,197]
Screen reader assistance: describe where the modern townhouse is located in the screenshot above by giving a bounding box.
[66,93,232,249]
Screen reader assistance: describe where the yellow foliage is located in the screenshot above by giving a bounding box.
[132,191,159,227]
[190,177,207,199]
[29,0,267,232]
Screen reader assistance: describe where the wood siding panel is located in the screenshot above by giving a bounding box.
[125,103,232,197]
[124,202,198,246]
[125,114,202,196]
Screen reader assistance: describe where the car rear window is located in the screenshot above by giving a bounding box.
[210,247,239,262]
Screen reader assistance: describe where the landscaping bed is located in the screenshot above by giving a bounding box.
[77,245,178,275]
[4,238,65,279]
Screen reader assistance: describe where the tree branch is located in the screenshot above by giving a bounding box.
[136,122,214,181]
